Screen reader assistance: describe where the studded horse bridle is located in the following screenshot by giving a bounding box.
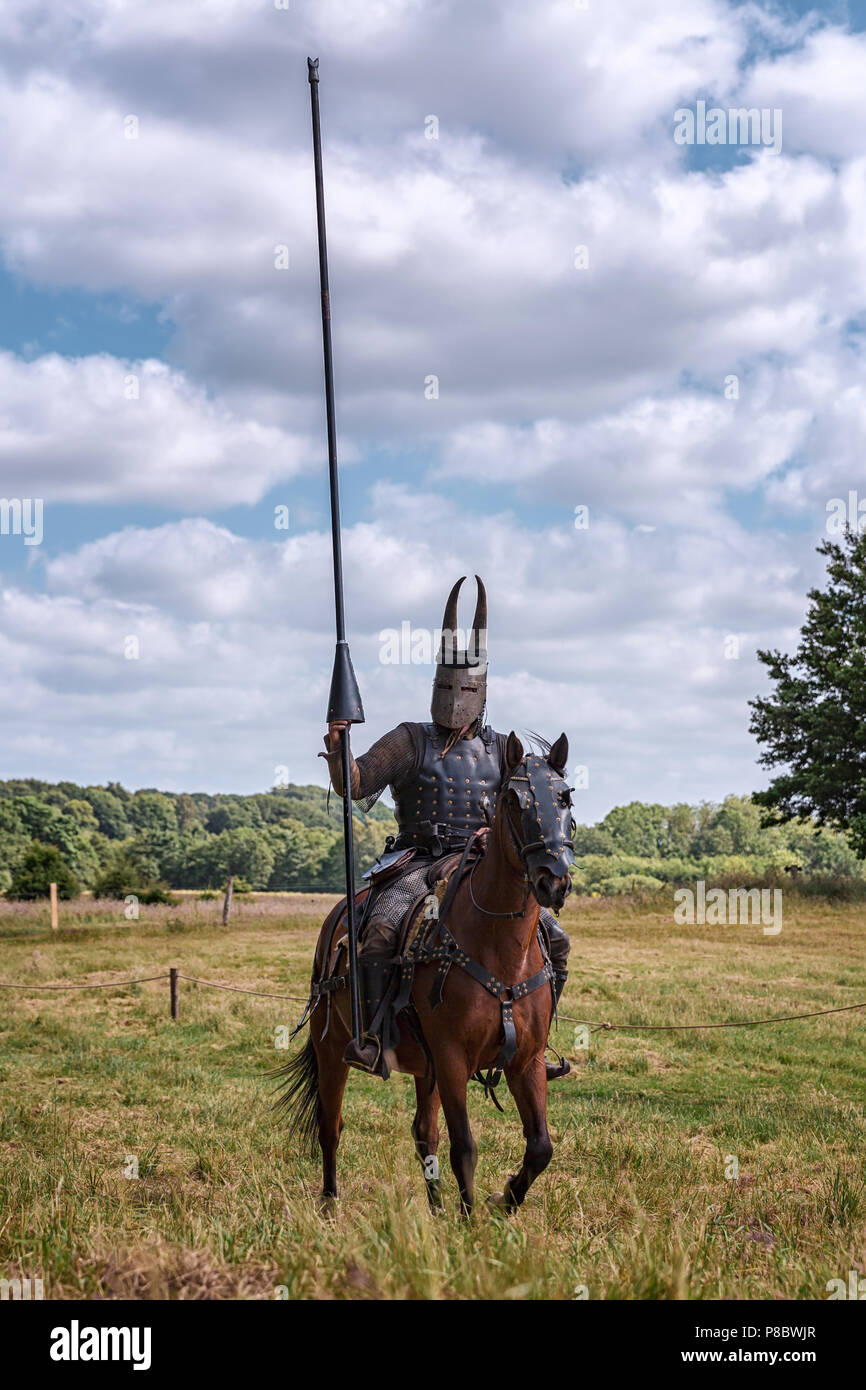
[468,755,576,918]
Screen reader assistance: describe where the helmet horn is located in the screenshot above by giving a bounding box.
[441,575,465,658]
[471,575,487,650]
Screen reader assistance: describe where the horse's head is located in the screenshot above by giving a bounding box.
[499,732,575,913]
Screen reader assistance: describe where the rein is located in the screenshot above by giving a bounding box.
[467,857,530,919]
[464,767,545,918]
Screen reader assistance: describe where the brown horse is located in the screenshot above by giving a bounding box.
[277,731,574,1214]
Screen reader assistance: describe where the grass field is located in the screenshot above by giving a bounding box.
[0,891,864,1300]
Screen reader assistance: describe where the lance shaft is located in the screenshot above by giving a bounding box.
[308,56,363,1045]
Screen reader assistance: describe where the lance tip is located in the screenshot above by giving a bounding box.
[307,56,319,82]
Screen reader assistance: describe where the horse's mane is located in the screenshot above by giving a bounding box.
[497,730,552,792]
[522,730,552,758]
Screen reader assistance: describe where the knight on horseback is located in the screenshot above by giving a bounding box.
[319,575,571,1082]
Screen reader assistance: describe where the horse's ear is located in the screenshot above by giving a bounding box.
[505,731,524,772]
[548,732,568,774]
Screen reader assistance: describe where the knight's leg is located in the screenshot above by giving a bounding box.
[342,916,399,1077]
[539,908,571,1081]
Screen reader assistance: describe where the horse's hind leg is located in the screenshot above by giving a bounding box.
[491,1056,552,1213]
[412,1079,443,1210]
[315,1037,349,1206]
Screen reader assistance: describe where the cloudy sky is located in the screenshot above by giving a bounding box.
[1,0,864,822]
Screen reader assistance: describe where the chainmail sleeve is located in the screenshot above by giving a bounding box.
[318,722,418,810]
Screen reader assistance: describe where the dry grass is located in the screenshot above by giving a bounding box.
[0,892,864,1300]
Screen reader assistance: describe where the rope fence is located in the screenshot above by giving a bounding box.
[0,975,169,991]
[175,974,308,1002]
[11,881,863,1042]
[0,969,863,1035]
[0,970,309,1020]
[558,1002,866,1033]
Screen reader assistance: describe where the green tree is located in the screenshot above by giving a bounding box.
[750,529,866,855]
[65,799,99,832]
[0,801,29,891]
[265,820,319,890]
[13,795,61,842]
[92,846,175,902]
[709,796,777,856]
[662,803,698,858]
[205,803,255,834]
[9,843,80,899]
[315,818,385,891]
[92,847,150,898]
[175,793,203,835]
[600,802,668,856]
[127,792,178,838]
[572,824,616,856]
[84,787,132,839]
[188,827,275,889]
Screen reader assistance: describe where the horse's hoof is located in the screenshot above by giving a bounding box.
[486,1181,517,1214]
[425,1180,445,1212]
[319,1193,339,1216]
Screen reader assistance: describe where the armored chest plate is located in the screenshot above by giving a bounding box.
[391,724,503,844]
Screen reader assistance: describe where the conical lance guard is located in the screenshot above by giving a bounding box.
[327,641,365,724]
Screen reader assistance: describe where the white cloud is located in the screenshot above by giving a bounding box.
[2,488,820,816]
[742,27,866,159]
[0,351,315,507]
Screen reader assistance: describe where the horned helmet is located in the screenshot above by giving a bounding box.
[430,575,488,730]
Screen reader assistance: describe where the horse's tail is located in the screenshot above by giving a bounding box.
[271,1036,320,1157]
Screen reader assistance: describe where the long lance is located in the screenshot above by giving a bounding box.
[307,55,365,1045]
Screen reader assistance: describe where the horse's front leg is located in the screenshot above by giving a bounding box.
[412,1078,444,1210]
[491,1052,552,1213]
[436,1051,477,1215]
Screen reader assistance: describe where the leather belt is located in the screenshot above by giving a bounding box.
[395,821,475,857]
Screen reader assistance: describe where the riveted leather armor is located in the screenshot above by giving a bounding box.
[391,722,504,853]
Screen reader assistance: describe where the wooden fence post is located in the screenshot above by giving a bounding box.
[170,967,179,1020]
[49,882,58,931]
[222,875,234,925]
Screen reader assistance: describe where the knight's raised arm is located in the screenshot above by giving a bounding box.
[319,721,416,800]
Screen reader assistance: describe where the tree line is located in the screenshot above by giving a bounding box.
[0,778,861,900]
[571,794,864,896]
[0,780,395,898]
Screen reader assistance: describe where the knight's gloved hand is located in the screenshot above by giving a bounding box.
[326,720,350,752]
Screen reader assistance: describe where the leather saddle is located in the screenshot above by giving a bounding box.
[313,842,479,1000]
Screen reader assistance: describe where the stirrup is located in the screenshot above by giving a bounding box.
[545,1043,570,1081]
[343,1032,383,1076]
